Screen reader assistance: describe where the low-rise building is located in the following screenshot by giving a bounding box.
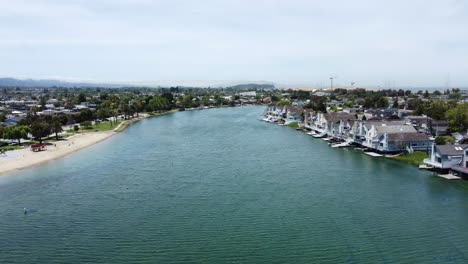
[424,144,468,170]
[451,146,468,178]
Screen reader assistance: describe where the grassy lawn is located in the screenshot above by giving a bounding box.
[78,120,123,133]
[390,151,428,166]
[61,132,76,137]
[0,145,24,151]
[287,122,299,128]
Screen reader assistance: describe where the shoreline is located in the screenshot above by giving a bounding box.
[0,107,238,176]
[0,112,170,176]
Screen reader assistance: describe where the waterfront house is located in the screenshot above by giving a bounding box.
[313,112,328,134]
[377,132,432,153]
[284,106,303,124]
[451,145,468,178]
[264,104,283,117]
[359,121,431,152]
[352,120,406,148]
[423,144,468,170]
[303,110,316,129]
[321,112,356,139]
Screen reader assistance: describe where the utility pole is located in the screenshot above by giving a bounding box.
[330,76,337,89]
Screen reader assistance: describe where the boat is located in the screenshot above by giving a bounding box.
[306,131,317,136]
[331,141,352,148]
[312,132,327,138]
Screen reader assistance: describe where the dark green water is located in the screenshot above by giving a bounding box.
[1,106,468,263]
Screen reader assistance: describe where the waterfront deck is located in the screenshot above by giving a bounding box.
[436,173,461,180]
[365,152,383,157]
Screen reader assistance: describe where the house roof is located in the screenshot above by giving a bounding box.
[406,115,430,120]
[377,125,416,134]
[286,106,303,116]
[387,133,431,142]
[451,132,467,141]
[431,120,448,126]
[323,112,356,123]
[363,120,406,129]
[436,144,468,156]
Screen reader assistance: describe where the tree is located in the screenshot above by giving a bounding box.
[271,95,280,102]
[445,103,468,132]
[181,95,194,108]
[40,96,47,109]
[31,120,51,144]
[77,93,87,103]
[435,136,455,145]
[343,101,354,108]
[3,125,29,145]
[161,92,174,107]
[277,100,291,107]
[406,98,420,110]
[0,114,6,122]
[426,100,448,120]
[80,121,93,129]
[74,125,80,132]
[79,108,93,122]
[448,93,462,100]
[51,116,63,140]
[315,100,327,113]
[424,90,429,98]
[376,96,389,108]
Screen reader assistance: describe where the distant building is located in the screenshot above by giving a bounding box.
[239,91,256,97]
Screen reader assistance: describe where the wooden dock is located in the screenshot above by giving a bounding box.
[364,152,383,157]
[436,173,461,180]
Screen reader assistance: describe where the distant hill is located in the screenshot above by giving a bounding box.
[226,83,275,90]
[0,78,277,89]
[0,78,128,88]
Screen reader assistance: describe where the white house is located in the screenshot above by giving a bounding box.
[424,144,468,170]
[451,146,468,178]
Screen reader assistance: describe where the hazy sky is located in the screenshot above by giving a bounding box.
[1,0,467,87]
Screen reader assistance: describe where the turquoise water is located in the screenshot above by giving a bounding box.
[1,106,468,263]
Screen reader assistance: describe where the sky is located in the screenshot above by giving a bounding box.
[0,0,467,88]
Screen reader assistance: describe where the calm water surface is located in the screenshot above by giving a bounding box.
[1,106,468,263]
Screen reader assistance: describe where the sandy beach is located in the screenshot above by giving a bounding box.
[0,113,154,176]
[0,131,116,176]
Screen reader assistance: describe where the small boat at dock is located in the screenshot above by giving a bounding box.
[312,132,327,138]
[330,141,353,148]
